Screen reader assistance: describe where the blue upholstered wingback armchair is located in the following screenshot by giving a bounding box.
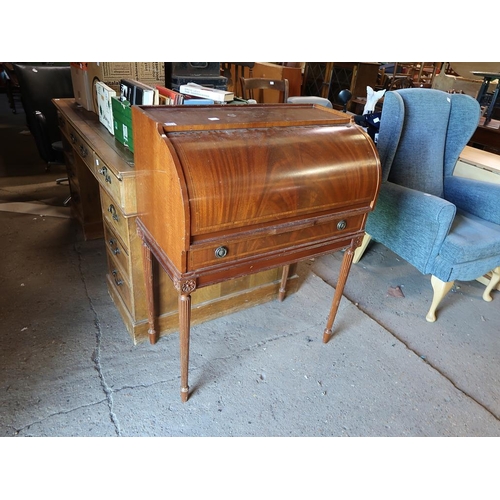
[354,88,500,322]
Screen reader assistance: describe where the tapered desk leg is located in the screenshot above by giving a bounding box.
[179,292,191,403]
[323,246,355,343]
[279,264,290,302]
[141,241,158,345]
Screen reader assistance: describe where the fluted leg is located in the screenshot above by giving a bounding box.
[426,275,454,323]
[323,246,355,343]
[141,241,158,344]
[179,292,191,403]
[278,264,290,302]
[483,266,500,302]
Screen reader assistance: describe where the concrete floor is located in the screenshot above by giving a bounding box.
[1,91,500,440]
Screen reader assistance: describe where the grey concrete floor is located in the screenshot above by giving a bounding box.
[1,92,500,441]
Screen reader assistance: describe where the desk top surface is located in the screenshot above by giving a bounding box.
[53,98,136,178]
[137,103,351,132]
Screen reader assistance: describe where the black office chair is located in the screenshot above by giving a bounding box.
[14,63,73,164]
[14,63,74,204]
[337,89,352,112]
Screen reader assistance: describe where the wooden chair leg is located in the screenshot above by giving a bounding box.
[483,266,500,302]
[353,233,372,264]
[426,275,454,323]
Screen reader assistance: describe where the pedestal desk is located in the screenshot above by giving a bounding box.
[53,98,303,344]
[132,103,381,401]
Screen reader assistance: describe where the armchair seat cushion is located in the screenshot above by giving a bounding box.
[440,210,500,263]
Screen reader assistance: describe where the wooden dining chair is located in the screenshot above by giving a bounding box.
[240,77,289,103]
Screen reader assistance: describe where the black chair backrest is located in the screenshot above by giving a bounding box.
[13,64,74,162]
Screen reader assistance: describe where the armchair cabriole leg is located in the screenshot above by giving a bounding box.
[483,266,500,302]
[353,233,372,264]
[426,275,454,322]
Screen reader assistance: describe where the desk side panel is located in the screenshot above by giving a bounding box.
[133,106,190,273]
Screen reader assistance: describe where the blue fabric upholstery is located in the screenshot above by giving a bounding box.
[365,88,500,288]
[376,92,404,182]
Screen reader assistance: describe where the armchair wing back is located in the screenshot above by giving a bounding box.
[356,88,500,322]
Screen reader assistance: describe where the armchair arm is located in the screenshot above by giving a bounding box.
[444,176,500,225]
[366,182,456,274]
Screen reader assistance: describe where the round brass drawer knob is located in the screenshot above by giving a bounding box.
[337,220,347,230]
[215,246,228,258]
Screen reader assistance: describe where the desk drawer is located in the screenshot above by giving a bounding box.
[106,256,132,312]
[66,122,94,171]
[188,214,365,270]
[104,222,130,282]
[100,187,131,247]
[94,154,124,206]
[57,110,68,136]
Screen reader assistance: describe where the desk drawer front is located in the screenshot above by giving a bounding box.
[66,122,94,170]
[188,214,365,270]
[106,255,132,311]
[100,187,131,247]
[57,111,68,136]
[104,222,130,281]
[94,154,125,209]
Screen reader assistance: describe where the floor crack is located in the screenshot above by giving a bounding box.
[75,242,122,436]
[8,399,108,435]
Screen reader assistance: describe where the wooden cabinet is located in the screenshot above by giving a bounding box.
[54,98,300,344]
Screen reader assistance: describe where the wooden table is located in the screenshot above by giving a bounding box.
[132,103,381,401]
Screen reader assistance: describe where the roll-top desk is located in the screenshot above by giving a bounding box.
[132,103,381,401]
[53,98,303,344]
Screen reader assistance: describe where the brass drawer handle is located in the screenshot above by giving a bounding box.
[112,269,123,286]
[108,204,119,222]
[337,220,347,231]
[108,238,120,255]
[79,144,88,158]
[69,133,77,144]
[98,166,112,184]
[215,246,228,258]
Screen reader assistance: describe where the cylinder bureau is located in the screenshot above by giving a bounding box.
[132,103,381,401]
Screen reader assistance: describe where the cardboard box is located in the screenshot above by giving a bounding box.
[70,63,94,111]
[71,63,166,114]
[87,62,165,98]
[111,96,133,152]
